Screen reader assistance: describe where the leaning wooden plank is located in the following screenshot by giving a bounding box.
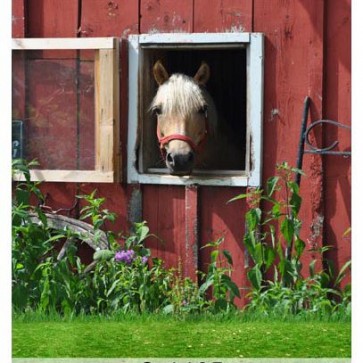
[112,42,121,182]
[94,49,117,174]
[13,170,114,183]
[28,212,109,250]
[12,37,117,50]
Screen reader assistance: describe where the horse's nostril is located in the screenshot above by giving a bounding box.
[166,152,174,165]
[166,151,195,174]
[187,152,194,163]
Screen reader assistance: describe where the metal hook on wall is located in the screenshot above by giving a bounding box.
[295,96,351,186]
[304,119,351,156]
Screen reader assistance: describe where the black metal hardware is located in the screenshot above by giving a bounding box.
[295,96,351,186]
[304,119,351,156]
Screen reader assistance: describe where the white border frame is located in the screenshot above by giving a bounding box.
[128,32,264,187]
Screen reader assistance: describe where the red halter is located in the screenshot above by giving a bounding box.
[157,118,208,160]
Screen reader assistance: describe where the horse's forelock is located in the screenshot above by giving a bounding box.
[151,74,218,134]
[153,75,204,114]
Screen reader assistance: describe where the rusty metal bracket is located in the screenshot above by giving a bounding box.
[295,96,351,186]
[304,119,351,156]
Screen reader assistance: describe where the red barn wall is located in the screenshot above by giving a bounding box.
[12,0,351,304]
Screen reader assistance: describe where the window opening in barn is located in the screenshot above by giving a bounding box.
[128,33,264,187]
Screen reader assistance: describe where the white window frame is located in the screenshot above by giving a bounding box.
[128,32,264,187]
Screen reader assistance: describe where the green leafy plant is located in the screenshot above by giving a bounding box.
[163,238,241,315]
[78,190,117,249]
[229,162,351,317]
[230,162,305,290]
[200,237,241,312]
[84,252,172,314]
[12,162,198,315]
[163,262,210,314]
[12,159,84,314]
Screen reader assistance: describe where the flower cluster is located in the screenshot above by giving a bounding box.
[115,249,135,265]
[114,250,149,265]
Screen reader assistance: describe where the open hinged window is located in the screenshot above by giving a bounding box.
[128,33,264,187]
[12,37,120,183]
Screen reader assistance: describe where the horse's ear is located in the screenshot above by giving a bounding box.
[194,62,210,86]
[153,60,169,85]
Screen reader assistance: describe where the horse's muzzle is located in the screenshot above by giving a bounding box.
[166,151,195,175]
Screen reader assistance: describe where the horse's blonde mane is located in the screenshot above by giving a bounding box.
[151,74,218,134]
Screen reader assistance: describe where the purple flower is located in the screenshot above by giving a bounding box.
[115,249,135,265]
[141,256,148,264]
[114,251,123,262]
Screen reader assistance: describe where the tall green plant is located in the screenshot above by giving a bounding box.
[229,162,351,317]
[200,237,241,312]
[230,162,305,290]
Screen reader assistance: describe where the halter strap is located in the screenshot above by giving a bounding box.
[158,134,199,152]
[157,118,208,160]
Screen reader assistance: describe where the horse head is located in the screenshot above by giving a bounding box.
[151,60,212,175]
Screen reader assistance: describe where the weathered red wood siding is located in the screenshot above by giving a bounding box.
[254,0,326,275]
[323,0,351,284]
[12,0,351,303]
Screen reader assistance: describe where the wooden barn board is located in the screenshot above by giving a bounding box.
[194,0,253,33]
[25,0,79,59]
[322,0,351,283]
[193,0,253,301]
[253,0,325,270]
[12,37,117,50]
[142,185,186,270]
[78,0,139,37]
[78,0,139,235]
[26,0,78,38]
[140,0,193,33]
[94,47,120,180]
[12,0,25,37]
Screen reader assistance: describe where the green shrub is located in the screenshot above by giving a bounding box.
[12,159,239,316]
[12,159,81,313]
[229,162,351,318]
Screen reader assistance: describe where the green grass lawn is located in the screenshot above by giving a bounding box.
[12,314,351,358]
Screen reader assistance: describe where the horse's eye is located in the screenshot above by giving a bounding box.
[198,105,208,116]
[153,107,162,116]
